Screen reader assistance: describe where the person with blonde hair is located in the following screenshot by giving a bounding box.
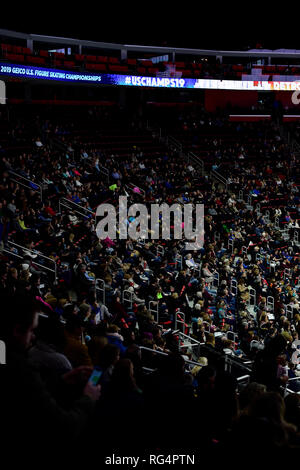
[238,278,250,301]
[191,357,208,376]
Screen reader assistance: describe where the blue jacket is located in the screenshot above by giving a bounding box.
[106,334,127,355]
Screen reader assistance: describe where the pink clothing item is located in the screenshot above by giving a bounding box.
[35,296,54,311]
[103,237,116,247]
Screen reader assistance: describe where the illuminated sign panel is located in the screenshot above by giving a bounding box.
[1,63,300,91]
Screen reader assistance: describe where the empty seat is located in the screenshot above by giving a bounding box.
[108,57,119,64]
[127,58,137,66]
[147,67,159,75]
[97,56,108,63]
[1,43,12,52]
[75,54,85,62]
[53,52,65,59]
[13,46,23,54]
[232,65,244,71]
[64,61,75,68]
[86,55,97,62]
[191,63,202,69]
[27,56,46,65]
[108,64,130,73]
[180,69,191,77]
[175,61,186,68]
[86,63,107,71]
[6,53,25,62]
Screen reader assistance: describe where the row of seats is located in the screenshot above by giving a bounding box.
[0,51,244,78]
[2,42,300,78]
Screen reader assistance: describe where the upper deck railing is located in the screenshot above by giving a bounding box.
[2,28,300,60]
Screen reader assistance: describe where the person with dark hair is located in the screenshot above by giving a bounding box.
[142,353,195,449]
[124,343,144,387]
[209,371,239,443]
[0,295,101,462]
[252,334,288,392]
[230,392,300,455]
[107,358,142,397]
[63,314,93,367]
[93,358,144,450]
[62,302,79,321]
[195,365,216,398]
[6,267,19,295]
[94,343,120,390]
[239,382,267,412]
[28,313,72,378]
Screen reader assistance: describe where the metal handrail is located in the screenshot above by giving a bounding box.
[148,301,159,323]
[98,164,109,182]
[59,197,95,221]
[248,287,256,309]
[175,310,186,333]
[125,183,146,198]
[174,254,182,270]
[267,296,275,312]
[139,345,201,368]
[230,278,238,296]
[224,354,253,374]
[122,289,133,309]
[157,245,165,257]
[210,169,228,191]
[95,278,105,305]
[237,375,250,383]
[5,240,57,283]
[187,151,204,176]
[178,331,203,350]
[166,135,182,152]
[9,169,43,201]
[228,237,234,254]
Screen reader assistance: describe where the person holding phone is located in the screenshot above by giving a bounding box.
[88,367,103,386]
[0,294,101,462]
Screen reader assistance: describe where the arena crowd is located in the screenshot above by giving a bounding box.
[0,105,300,461]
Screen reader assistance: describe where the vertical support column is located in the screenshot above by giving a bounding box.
[230,279,237,296]
[27,38,33,53]
[228,237,234,254]
[121,47,127,61]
